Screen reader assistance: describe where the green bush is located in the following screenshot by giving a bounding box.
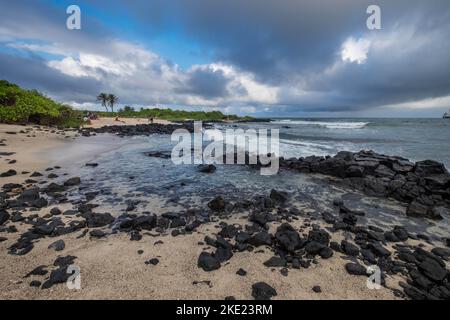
[102,106,253,121]
[0,80,83,127]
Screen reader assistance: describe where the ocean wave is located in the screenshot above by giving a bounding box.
[280,138,335,150]
[272,120,369,129]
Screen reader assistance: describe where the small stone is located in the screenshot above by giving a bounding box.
[48,239,65,251]
[89,229,107,238]
[50,207,62,216]
[236,268,247,276]
[145,258,159,265]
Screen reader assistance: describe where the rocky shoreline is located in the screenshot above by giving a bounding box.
[0,124,449,300]
[278,150,450,220]
[78,122,197,137]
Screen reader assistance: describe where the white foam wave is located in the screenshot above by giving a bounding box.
[272,120,369,129]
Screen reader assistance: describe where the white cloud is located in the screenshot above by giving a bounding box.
[382,95,450,110]
[48,57,91,78]
[341,37,371,64]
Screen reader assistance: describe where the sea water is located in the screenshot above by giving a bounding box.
[214,118,450,167]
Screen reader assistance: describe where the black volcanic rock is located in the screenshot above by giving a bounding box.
[198,164,216,173]
[252,282,277,300]
[275,223,303,252]
[0,210,10,225]
[248,231,272,247]
[207,196,226,211]
[145,258,160,266]
[197,252,220,271]
[269,189,288,203]
[345,263,367,276]
[89,229,107,238]
[236,268,247,276]
[308,229,331,246]
[0,169,17,177]
[341,240,360,256]
[418,258,447,282]
[263,256,286,267]
[64,177,81,186]
[48,239,65,251]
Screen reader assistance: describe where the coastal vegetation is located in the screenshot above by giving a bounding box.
[0,80,253,128]
[0,80,83,127]
[99,105,254,122]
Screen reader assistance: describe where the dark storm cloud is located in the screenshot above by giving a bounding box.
[2,0,450,114]
[176,68,230,99]
[109,0,450,112]
[0,53,101,102]
[0,0,118,59]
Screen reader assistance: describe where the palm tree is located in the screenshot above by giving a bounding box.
[96,93,109,112]
[108,94,119,113]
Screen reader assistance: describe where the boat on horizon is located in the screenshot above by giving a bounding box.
[444,111,450,119]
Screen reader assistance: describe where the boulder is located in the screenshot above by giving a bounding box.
[198,164,216,173]
[368,243,391,257]
[0,210,10,225]
[308,229,331,246]
[197,252,220,271]
[207,196,225,211]
[48,239,65,251]
[263,256,286,267]
[89,229,107,238]
[345,166,364,178]
[44,183,66,193]
[85,212,115,228]
[319,247,334,259]
[248,231,272,247]
[418,258,447,282]
[305,241,325,255]
[63,177,81,186]
[406,201,430,218]
[275,223,303,252]
[269,189,288,203]
[345,263,367,276]
[50,207,62,216]
[251,282,277,300]
[414,160,447,176]
[17,189,40,203]
[375,165,395,179]
[424,174,450,189]
[341,240,360,256]
[0,169,17,177]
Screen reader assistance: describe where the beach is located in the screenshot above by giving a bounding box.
[0,120,449,300]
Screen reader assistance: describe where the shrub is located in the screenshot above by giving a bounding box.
[0,80,83,127]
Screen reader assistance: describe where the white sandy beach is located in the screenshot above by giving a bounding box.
[0,123,410,300]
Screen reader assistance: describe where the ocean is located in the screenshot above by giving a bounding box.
[214,118,450,167]
[48,118,449,239]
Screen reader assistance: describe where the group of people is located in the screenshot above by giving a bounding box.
[82,112,156,125]
[83,112,98,124]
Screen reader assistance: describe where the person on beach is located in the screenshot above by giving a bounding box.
[148,116,154,124]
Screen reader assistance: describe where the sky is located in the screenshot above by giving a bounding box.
[1,0,450,117]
